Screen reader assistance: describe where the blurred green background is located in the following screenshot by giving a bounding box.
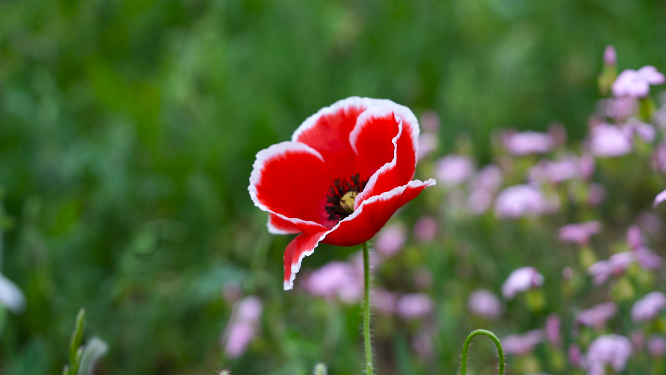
[1,0,665,374]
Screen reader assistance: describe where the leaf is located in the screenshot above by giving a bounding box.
[77,337,109,375]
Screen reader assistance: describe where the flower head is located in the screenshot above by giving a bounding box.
[413,215,438,242]
[631,291,666,322]
[545,313,561,346]
[502,330,544,355]
[249,97,436,289]
[396,293,434,320]
[558,221,602,246]
[603,45,616,66]
[612,66,665,97]
[435,155,475,186]
[586,335,633,375]
[222,296,263,358]
[467,289,502,319]
[374,223,407,257]
[502,267,544,299]
[589,123,632,157]
[648,336,666,357]
[577,302,617,329]
[305,261,362,303]
[503,131,554,156]
[494,185,558,219]
[588,252,635,285]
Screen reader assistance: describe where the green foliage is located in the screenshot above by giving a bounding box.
[1,0,665,374]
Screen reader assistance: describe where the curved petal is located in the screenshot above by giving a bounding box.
[351,103,419,208]
[283,231,328,290]
[267,213,301,235]
[249,141,329,234]
[292,97,385,181]
[324,179,436,246]
[282,179,436,290]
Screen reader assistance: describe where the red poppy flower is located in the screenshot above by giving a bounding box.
[249,97,436,290]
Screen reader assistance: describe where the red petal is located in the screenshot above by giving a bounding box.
[268,213,301,235]
[324,179,436,246]
[249,142,329,233]
[292,97,378,181]
[352,104,419,208]
[283,231,328,290]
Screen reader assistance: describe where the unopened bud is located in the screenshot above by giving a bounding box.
[603,45,617,66]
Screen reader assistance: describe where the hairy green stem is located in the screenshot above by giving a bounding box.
[460,329,504,375]
[362,242,373,374]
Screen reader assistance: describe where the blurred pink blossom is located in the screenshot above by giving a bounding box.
[562,267,573,280]
[654,189,666,208]
[467,165,504,214]
[374,223,407,257]
[502,330,544,355]
[435,155,475,186]
[631,291,666,322]
[548,122,568,146]
[568,343,585,368]
[528,156,580,184]
[588,252,635,285]
[603,45,616,66]
[397,293,434,320]
[589,123,632,157]
[305,262,362,303]
[634,247,662,269]
[626,225,643,250]
[631,330,645,350]
[371,289,397,315]
[412,329,434,359]
[467,289,502,319]
[579,153,595,180]
[558,221,602,246]
[586,335,633,375]
[648,336,666,357]
[624,120,656,143]
[418,133,438,160]
[545,314,561,346]
[587,183,607,206]
[652,142,666,173]
[577,302,617,329]
[503,131,554,156]
[413,215,438,242]
[494,185,558,219]
[636,211,664,238]
[502,267,544,299]
[222,296,263,358]
[612,66,665,97]
[603,97,638,119]
[420,110,440,133]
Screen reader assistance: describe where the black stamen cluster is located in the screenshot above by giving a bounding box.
[325,173,368,221]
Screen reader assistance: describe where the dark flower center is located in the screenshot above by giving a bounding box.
[325,174,368,221]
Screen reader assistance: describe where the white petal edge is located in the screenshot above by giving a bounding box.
[351,108,404,209]
[283,178,436,290]
[292,97,420,157]
[267,215,301,235]
[654,189,666,208]
[248,141,328,232]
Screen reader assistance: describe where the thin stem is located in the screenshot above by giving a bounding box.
[460,329,504,375]
[362,242,373,374]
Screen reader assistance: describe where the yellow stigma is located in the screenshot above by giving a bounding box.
[340,191,358,214]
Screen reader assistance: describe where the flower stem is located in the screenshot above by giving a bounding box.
[460,329,504,375]
[361,242,373,374]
